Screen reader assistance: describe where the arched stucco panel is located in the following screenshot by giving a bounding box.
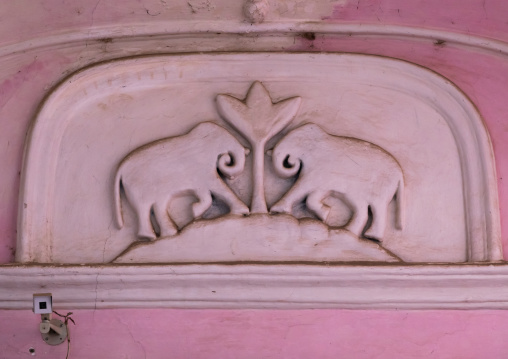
[16,53,501,264]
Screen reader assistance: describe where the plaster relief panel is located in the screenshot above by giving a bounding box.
[17,53,502,264]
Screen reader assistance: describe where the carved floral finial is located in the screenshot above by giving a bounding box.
[243,0,269,23]
[217,82,301,213]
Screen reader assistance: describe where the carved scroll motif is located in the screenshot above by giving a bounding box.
[114,81,405,262]
[216,81,301,213]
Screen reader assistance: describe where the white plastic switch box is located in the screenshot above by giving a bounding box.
[33,293,52,314]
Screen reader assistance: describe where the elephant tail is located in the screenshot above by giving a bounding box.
[395,175,404,230]
[114,168,124,229]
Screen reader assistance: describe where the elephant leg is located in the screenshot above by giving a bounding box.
[270,184,308,214]
[364,201,388,241]
[346,200,369,238]
[192,189,213,218]
[210,181,249,215]
[134,202,156,240]
[306,190,331,222]
[153,201,178,238]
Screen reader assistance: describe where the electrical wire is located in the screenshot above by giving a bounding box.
[52,311,75,359]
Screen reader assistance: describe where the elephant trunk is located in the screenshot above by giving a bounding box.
[217,147,248,179]
[272,149,302,178]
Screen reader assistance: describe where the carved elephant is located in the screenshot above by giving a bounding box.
[270,124,404,240]
[114,122,249,240]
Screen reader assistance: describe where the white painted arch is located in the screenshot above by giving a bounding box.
[16,52,502,264]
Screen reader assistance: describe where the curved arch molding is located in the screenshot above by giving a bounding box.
[3,22,508,59]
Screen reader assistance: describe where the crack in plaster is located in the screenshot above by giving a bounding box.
[93,271,99,312]
[86,0,103,49]
[116,315,147,359]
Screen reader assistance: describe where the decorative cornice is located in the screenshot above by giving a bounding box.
[2,264,508,309]
[2,23,508,59]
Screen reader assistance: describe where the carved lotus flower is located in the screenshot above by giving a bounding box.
[216,82,301,213]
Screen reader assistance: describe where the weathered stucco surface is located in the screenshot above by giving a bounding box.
[1,0,508,357]
[3,309,508,358]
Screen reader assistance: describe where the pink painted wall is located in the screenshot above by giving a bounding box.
[1,1,508,357]
[3,309,508,358]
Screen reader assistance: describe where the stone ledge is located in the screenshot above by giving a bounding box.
[2,264,508,310]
